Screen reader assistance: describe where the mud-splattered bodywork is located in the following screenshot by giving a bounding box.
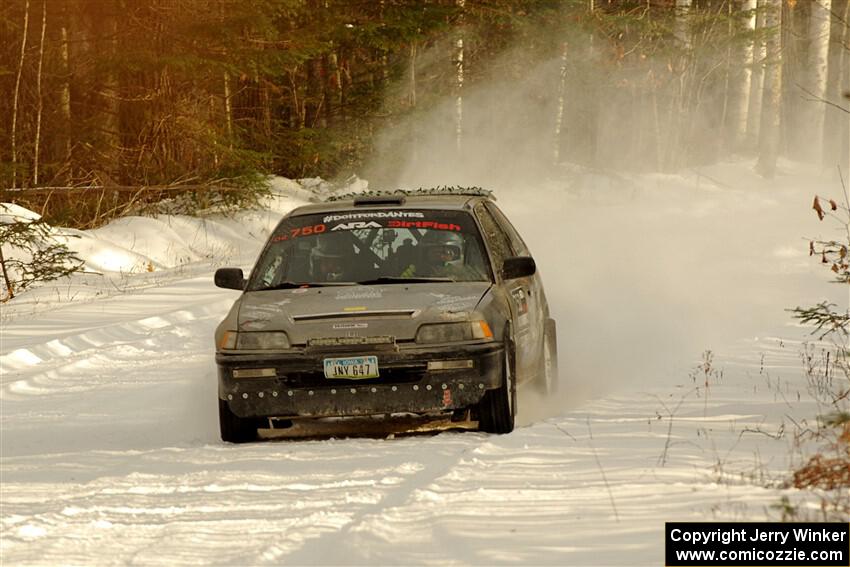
[214,193,551,422]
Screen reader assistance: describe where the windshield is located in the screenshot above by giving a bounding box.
[249,209,492,289]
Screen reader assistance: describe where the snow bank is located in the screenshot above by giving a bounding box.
[0,203,41,224]
[0,176,368,315]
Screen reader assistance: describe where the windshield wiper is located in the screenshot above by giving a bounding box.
[254,281,355,291]
[356,276,455,285]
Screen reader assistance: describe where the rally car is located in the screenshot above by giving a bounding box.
[213,188,557,442]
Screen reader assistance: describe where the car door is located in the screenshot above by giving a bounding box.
[473,202,536,380]
[484,202,544,379]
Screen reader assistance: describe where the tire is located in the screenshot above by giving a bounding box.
[478,335,516,434]
[219,399,259,443]
[536,318,559,394]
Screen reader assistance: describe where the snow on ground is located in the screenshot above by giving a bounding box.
[1,165,848,566]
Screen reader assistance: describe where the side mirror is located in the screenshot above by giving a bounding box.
[215,268,246,290]
[502,256,536,280]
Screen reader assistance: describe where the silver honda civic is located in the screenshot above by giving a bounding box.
[213,189,557,442]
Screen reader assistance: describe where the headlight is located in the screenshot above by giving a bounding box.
[234,331,291,350]
[415,321,493,344]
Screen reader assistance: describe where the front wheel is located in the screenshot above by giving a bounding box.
[478,338,516,434]
[219,399,259,443]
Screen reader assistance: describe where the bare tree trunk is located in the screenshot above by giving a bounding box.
[746,0,766,149]
[210,95,219,168]
[323,50,342,126]
[729,0,757,148]
[409,41,419,168]
[59,23,72,182]
[553,42,568,165]
[376,0,389,90]
[408,42,417,109]
[719,0,734,154]
[250,62,271,138]
[741,0,758,136]
[321,55,334,127]
[757,0,782,178]
[261,79,272,137]
[800,0,832,162]
[11,0,30,189]
[33,0,47,186]
[99,5,121,183]
[339,53,351,125]
[779,0,805,158]
[223,71,233,146]
[586,0,594,165]
[287,68,302,129]
[843,17,850,176]
[650,67,662,171]
[330,50,343,109]
[454,0,465,154]
[674,0,692,49]
[306,57,324,129]
[821,0,849,169]
[666,0,692,170]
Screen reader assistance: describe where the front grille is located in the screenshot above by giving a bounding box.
[307,336,395,348]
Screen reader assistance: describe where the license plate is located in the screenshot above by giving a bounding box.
[323,356,379,379]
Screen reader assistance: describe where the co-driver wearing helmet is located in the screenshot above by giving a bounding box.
[400,231,480,280]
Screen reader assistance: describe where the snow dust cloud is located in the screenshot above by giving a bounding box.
[362,44,848,424]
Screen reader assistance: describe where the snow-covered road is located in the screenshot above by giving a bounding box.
[0,272,806,565]
[2,167,846,565]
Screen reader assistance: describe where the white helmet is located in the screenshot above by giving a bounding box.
[420,230,464,268]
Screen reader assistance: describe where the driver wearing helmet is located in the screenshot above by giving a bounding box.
[400,231,480,280]
[310,238,350,282]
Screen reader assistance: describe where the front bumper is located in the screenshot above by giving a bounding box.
[216,342,504,419]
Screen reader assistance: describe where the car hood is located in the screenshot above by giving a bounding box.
[235,282,492,345]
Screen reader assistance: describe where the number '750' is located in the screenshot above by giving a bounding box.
[272,223,326,242]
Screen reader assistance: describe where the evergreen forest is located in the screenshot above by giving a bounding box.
[1,0,848,223]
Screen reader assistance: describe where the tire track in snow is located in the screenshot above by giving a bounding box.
[0,300,231,399]
[0,276,237,458]
[1,443,460,566]
[264,433,487,565]
[266,388,808,565]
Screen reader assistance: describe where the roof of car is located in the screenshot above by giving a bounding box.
[288,189,494,217]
